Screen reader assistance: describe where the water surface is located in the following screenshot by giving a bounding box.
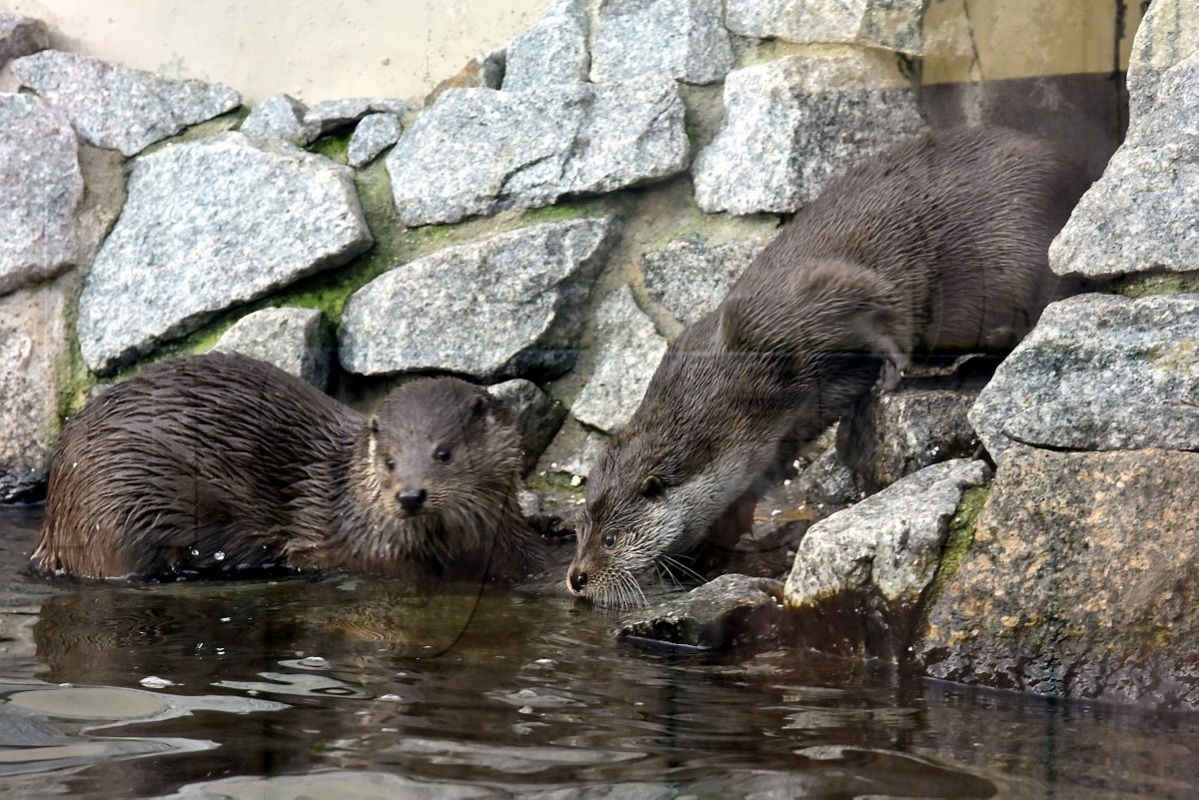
[0,506,1196,798]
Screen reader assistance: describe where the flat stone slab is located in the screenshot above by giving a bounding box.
[590,0,734,85]
[79,132,373,374]
[211,307,333,391]
[0,12,48,66]
[0,93,82,295]
[918,448,1199,709]
[387,76,688,226]
[693,52,926,215]
[0,284,67,502]
[969,293,1199,461]
[339,217,619,380]
[641,237,767,327]
[1049,50,1199,278]
[11,50,240,156]
[618,574,785,650]
[502,0,589,91]
[570,286,667,434]
[726,0,926,56]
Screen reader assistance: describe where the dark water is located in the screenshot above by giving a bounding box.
[1,507,1197,799]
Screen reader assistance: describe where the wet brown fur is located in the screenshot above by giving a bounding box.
[32,352,546,582]
[570,126,1092,607]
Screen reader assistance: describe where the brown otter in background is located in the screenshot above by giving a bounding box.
[32,352,546,583]
[569,126,1092,608]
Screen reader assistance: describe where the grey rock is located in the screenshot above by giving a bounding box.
[0,93,83,295]
[540,419,610,478]
[571,286,667,434]
[1126,0,1199,120]
[693,53,926,215]
[641,237,768,326]
[1049,51,1199,278]
[79,132,373,374]
[426,50,507,105]
[789,444,863,511]
[0,12,48,67]
[387,76,688,226]
[211,307,333,391]
[969,294,1199,461]
[240,93,319,145]
[0,284,68,502]
[347,112,402,167]
[502,0,589,91]
[785,459,991,609]
[838,386,982,493]
[488,379,567,475]
[303,97,416,137]
[617,574,784,650]
[590,0,734,85]
[11,50,240,156]
[917,448,1199,709]
[726,0,926,57]
[340,217,619,380]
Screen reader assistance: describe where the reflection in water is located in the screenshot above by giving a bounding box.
[0,506,1198,797]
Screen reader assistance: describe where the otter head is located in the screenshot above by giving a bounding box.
[364,378,522,551]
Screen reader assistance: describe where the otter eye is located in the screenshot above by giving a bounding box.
[639,475,664,499]
[433,448,452,464]
[602,532,617,548]
[383,457,395,472]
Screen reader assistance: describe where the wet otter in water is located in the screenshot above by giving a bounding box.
[569,126,1093,607]
[32,352,546,583]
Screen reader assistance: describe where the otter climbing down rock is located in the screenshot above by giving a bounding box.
[568,126,1092,608]
[33,352,546,583]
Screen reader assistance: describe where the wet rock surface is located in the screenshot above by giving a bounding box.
[0,93,83,295]
[618,574,785,651]
[386,76,688,226]
[785,459,991,659]
[211,307,333,391]
[969,294,1199,461]
[501,0,589,91]
[692,52,926,215]
[570,286,666,435]
[11,50,240,156]
[590,0,734,85]
[0,285,68,503]
[339,218,619,380]
[917,447,1199,708]
[79,132,372,374]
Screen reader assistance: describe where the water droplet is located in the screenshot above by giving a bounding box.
[190,548,199,557]
[214,550,226,561]
[379,693,402,702]
[139,675,175,689]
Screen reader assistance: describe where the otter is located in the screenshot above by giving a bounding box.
[569,126,1092,607]
[32,352,546,583]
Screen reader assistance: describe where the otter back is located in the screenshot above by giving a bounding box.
[569,126,1092,607]
[33,352,544,582]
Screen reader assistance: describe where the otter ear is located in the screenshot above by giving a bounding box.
[639,474,664,499]
[468,393,489,419]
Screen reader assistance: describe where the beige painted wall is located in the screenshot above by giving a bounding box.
[0,0,550,103]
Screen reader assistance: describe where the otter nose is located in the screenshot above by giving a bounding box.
[568,568,588,595]
[397,488,427,512]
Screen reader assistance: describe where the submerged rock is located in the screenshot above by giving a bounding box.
[570,286,667,435]
[692,52,926,215]
[590,0,734,85]
[918,447,1199,709]
[618,574,785,650]
[0,93,83,295]
[501,0,589,91]
[785,459,991,660]
[11,50,240,156]
[79,132,372,374]
[339,217,619,380]
[387,76,688,226]
[212,307,333,391]
[726,0,926,56]
[969,294,1199,461]
[0,284,68,502]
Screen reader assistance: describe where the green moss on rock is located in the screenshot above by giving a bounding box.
[1114,271,1199,298]
[921,484,991,613]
